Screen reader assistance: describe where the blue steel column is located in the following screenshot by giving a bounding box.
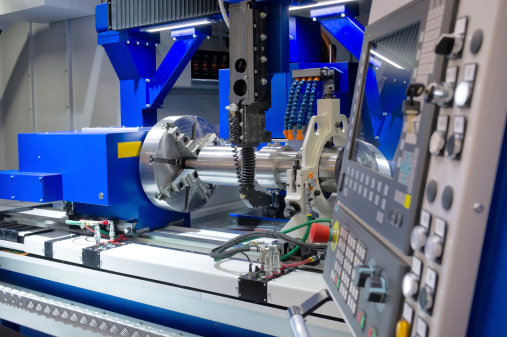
[96,2,209,127]
[148,36,206,108]
[311,4,365,61]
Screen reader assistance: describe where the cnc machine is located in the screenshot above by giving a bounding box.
[0,0,505,337]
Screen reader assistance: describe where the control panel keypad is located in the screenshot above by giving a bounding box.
[331,225,371,316]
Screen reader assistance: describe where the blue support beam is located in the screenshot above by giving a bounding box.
[319,16,365,61]
[310,3,364,61]
[97,15,210,127]
[148,35,206,108]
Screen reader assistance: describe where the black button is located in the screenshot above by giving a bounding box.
[470,29,483,54]
[442,186,454,210]
[435,36,455,55]
[394,211,403,227]
[338,173,345,192]
[426,180,437,203]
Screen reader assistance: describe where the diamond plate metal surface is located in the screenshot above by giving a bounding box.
[0,285,182,337]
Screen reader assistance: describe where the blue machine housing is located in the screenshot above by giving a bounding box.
[7,129,188,229]
[0,172,62,203]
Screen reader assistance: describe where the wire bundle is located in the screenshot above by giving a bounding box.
[209,219,331,262]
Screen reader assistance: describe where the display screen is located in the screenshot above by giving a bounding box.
[351,23,420,178]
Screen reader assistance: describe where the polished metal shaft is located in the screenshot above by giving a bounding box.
[186,146,340,193]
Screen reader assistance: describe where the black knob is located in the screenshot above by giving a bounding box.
[435,35,455,55]
[365,276,386,303]
[419,286,434,311]
[283,202,300,218]
[435,34,464,59]
[353,265,374,288]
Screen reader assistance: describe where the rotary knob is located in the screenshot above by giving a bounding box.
[402,273,419,298]
[435,34,464,59]
[425,82,454,107]
[445,134,464,160]
[424,235,444,261]
[418,285,434,311]
[353,265,375,288]
[365,276,386,303]
[429,131,446,156]
[410,226,427,251]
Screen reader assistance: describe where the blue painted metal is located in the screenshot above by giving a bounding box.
[95,3,109,33]
[0,269,273,337]
[148,36,206,108]
[467,120,507,337]
[317,15,365,61]
[257,0,291,77]
[310,3,360,19]
[0,171,62,203]
[289,16,321,63]
[18,130,148,206]
[170,25,213,39]
[13,129,187,230]
[97,14,210,127]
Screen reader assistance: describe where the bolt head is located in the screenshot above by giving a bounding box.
[473,203,484,213]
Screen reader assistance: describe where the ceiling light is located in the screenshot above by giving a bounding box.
[141,18,213,33]
[289,0,353,12]
[370,50,404,69]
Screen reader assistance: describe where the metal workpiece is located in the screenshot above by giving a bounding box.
[191,145,340,194]
[139,115,218,213]
[256,145,299,189]
[192,146,242,186]
[318,148,342,195]
[351,139,392,178]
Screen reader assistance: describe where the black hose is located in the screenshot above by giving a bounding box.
[210,230,321,260]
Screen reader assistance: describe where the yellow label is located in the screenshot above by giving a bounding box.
[404,194,412,209]
[331,220,340,251]
[118,141,142,158]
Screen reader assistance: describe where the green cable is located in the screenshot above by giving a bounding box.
[281,218,331,234]
[213,218,332,262]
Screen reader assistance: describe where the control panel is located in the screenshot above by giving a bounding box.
[324,207,409,337]
[324,0,507,336]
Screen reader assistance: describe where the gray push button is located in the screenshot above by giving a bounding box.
[442,186,454,210]
[426,180,437,202]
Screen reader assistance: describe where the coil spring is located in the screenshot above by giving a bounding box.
[229,116,242,185]
[241,147,256,185]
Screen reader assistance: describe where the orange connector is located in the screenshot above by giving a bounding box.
[287,130,294,140]
[296,129,304,140]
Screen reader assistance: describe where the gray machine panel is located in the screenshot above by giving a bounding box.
[324,205,409,337]
[325,0,507,336]
[337,0,458,255]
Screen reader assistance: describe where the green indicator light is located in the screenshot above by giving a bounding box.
[360,314,366,329]
[336,278,340,289]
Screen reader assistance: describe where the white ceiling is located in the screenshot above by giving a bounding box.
[0,0,101,30]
